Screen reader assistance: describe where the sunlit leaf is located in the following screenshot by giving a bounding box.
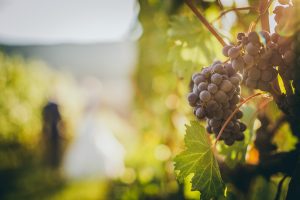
[174,121,225,200]
[168,15,224,79]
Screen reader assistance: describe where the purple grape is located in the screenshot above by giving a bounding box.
[198,82,208,91]
[187,93,198,106]
[220,80,233,92]
[211,73,223,85]
[199,90,211,102]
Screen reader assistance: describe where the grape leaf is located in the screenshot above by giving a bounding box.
[168,15,224,79]
[174,121,225,200]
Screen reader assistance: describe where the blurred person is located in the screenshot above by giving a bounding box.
[63,77,125,180]
[42,101,64,169]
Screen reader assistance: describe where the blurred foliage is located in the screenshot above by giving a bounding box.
[0,52,88,199]
[0,54,51,143]
[168,15,224,78]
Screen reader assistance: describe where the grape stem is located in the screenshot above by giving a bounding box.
[259,0,270,32]
[214,93,263,146]
[250,0,273,31]
[184,0,227,47]
[212,6,257,23]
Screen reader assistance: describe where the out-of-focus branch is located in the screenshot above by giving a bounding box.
[212,6,256,23]
[251,0,273,31]
[184,0,227,47]
[259,0,270,32]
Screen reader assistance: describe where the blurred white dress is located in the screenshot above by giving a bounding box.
[63,111,125,179]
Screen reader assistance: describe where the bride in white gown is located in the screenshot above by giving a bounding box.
[63,78,125,180]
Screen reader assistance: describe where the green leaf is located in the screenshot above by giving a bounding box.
[167,15,224,79]
[174,121,225,200]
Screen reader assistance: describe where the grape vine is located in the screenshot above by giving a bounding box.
[173,0,299,199]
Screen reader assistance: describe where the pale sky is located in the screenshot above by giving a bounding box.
[0,0,139,45]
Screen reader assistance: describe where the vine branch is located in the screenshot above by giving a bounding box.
[251,0,273,31]
[184,0,227,47]
[259,0,270,32]
[212,6,257,23]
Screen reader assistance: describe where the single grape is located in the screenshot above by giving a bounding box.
[213,64,226,74]
[230,94,240,105]
[220,80,233,92]
[206,100,219,112]
[283,50,295,64]
[224,138,235,146]
[239,122,247,131]
[235,132,245,141]
[246,42,260,55]
[206,125,213,134]
[198,82,208,91]
[220,132,230,140]
[232,57,245,72]
[248,67,261,81]
[237,32,246,41]
[208,83,218,94]
[194,75,205,85]
[211,73,223,85]
[209,119,222,128]
[214,109,224,120]
[214,90,228,103]
[199,90,211,102]
[235,110,243,119]
[192,72,201,81]
[243,54,254,67]
[248,31,260,44]
[229,76,240,86]
[261,49,273,60]
[195,107,206,119]
[232,73,243,82]
[228,47,241,59]
[224,63,235,76]
[212,127,221,134]
[187,93,198,106]
[271,33,279,43]
[201,67,212,78]
[222,45,234,57]
[245,78,257,88]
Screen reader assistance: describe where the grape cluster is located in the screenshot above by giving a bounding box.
[187,61,247,145]
[222,31,280,91]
